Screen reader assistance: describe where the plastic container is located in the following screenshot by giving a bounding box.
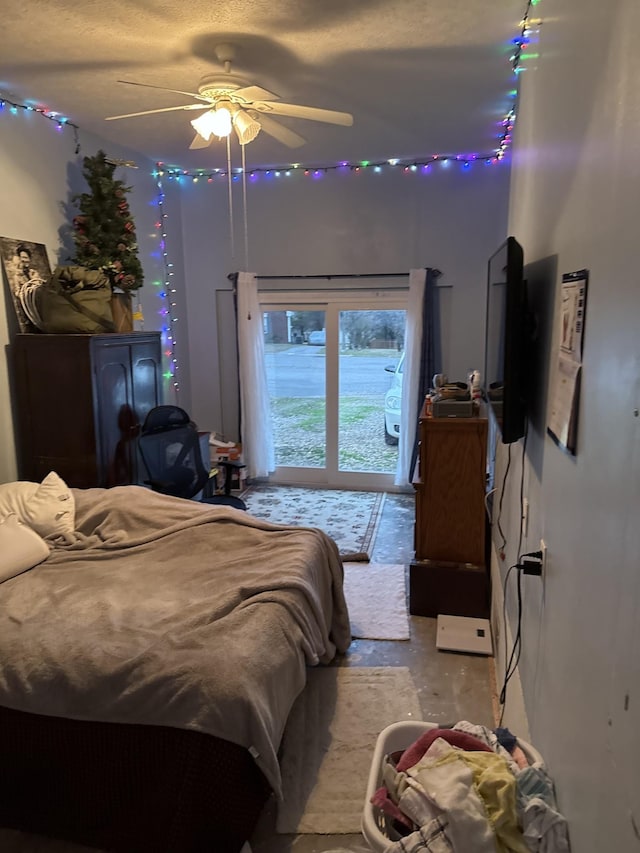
[361,720,544,853]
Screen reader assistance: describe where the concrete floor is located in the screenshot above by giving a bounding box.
[249,491,497,853]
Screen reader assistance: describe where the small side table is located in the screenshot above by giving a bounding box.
[217,460,246,495]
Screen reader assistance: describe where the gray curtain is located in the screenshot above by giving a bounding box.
[409,267,442,478]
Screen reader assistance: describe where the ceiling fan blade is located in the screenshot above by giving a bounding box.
[117,79,210,102]
[252,113,306,148]
[234,85,280,103]
[189,132,212,150]
[105,103,210,121]
[251,101,353,127]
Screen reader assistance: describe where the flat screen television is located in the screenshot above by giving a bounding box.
[484,236,527,444]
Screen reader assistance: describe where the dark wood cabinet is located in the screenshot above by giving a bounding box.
[410,400,490,618]
[13,333,163,488]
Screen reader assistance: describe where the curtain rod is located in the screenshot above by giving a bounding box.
[227,269,450,284]
[257,272,409,280]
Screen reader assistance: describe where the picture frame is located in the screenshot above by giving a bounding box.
[547,269,589,455]
[0,236,52,333]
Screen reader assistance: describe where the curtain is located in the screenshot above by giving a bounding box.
[394,269,426,486]
[417,267,442,401]
[236,271,275,479]
[395,267,442,487]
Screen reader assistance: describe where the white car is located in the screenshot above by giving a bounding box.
[308,329,326,345]
[384,353,404,445]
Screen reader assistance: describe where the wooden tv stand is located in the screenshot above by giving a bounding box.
[410,400,489,618]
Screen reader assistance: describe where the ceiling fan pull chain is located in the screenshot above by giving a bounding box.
[241,143,250,271]
[226,134,235,261]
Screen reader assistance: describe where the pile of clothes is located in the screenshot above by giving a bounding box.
[371,721,570,853]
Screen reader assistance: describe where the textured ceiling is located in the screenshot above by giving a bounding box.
[2,0,526,171]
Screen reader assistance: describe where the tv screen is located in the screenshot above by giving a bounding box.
[484,236,526,444]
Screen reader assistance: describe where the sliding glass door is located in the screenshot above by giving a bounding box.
[263,308,327,469]
[261,290,407,490]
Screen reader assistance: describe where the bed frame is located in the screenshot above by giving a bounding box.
[0,704,272,852]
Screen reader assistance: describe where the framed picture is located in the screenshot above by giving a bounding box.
[0,236,52,333]
[547,269,589,455]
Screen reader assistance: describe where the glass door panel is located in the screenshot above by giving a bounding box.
[263,309,326,469]
[338,310,405,474]
[261,290,408,490]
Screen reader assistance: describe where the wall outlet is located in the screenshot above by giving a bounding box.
[540,539,547,578]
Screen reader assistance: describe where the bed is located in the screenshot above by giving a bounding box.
[0,483,352,852]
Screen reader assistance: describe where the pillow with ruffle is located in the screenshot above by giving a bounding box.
[0,513,50,582]
[0,471,76,542]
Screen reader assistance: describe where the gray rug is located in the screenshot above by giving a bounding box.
[343,563,410,640]
[241,486,386,561]
[276,666,422,834]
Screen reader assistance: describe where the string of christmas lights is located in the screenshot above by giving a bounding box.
[0,95,80,152]
[0,0,542,183]
[512,0,542,77]
[496,0,542,158]
[154,177,181,400]
[149,0,541,391]
[0,93,176,396]
[155,0,541,183]
[155,153,502,184]
[1,0,541,403]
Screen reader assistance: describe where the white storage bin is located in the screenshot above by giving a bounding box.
[361,720,544,853]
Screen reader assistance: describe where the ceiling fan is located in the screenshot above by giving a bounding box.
[105,43,354,150]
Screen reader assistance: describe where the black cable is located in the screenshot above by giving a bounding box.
[499,564,523,725]
[496,444,512,554]
[498,417,529,724]
[505,568,523,680]
[499,562,517,709]
[516,418,528,561]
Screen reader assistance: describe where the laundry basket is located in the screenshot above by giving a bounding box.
[361,720,544,853]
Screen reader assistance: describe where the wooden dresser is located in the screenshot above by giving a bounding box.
[410,399,490,618]
[13,332,163,489]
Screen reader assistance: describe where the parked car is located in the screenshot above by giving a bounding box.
[384,352,404,445]
[308,329,326,345]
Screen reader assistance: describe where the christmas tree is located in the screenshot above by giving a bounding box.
[71,150,144,292]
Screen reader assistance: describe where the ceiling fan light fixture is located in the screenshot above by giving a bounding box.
[233,109,261,145]
[190,106,232,141]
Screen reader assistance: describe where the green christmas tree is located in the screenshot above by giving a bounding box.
[71,150,144,292]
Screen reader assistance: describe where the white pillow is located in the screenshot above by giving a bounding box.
[0,513,50,582]
[0,471,76,542]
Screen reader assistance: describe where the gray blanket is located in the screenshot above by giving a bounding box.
[0,486,352,796]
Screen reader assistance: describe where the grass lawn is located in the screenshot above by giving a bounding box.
[271,396,398,472]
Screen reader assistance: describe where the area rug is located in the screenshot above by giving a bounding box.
[343,563,410,641]
[276,666,422,834]
[241,486,385,561]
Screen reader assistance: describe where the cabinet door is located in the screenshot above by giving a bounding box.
[417,417,487,565]
[130,338,163,484]
[13,335,99,486]
[92,335,162,487]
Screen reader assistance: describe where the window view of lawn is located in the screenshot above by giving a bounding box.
[263,308,404,475]
[271,397,326,467]
[270,394,399,472]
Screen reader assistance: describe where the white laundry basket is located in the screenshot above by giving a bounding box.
[361,720,544,853]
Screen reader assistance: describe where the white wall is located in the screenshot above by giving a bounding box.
[0,112,175,482]
[498,1,640,850]
[175,161,510,434]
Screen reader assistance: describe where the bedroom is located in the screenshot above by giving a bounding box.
[1,0,639,852]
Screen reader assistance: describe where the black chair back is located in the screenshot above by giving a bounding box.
[138,406,209,500]
[138,405,247,510]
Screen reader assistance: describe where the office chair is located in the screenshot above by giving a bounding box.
[138,405,246,511]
